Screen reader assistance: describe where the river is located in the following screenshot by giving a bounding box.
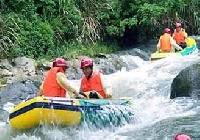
[0,48,200,140]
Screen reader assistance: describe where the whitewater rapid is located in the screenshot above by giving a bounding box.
[1,53,200,140]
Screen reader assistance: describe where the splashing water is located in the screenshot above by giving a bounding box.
[1,52,200,140]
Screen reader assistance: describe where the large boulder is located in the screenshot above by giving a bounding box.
[65,53,144,80]
[170,62,200,99]
[13,57,36,76]
[0,80,40,105]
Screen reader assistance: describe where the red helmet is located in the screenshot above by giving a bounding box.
[164,28,171,34]
[173,133,191,140]
[176,22,182,28]
[53,58,69,68]
[80,58,93,69]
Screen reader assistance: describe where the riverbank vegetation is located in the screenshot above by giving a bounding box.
[0,0,199,59]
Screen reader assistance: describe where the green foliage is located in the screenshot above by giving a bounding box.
[0,77,7,85]
[5,0,36,18]
[0,13,20,58]
[62,42,120,59]
[137,3,165,25]
[19,21,54,58]
[1,13,54,58]
[0,0,200,59]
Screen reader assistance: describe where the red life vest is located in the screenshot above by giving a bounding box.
[43,67,66,97]
[160,33,172,52]
[81,71,107,98]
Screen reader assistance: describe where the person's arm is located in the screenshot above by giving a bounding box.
[184,32,188,38]
[156,38,161,51]
[172,29,176,38]
[184,32,188,42]
[79,84,84,94]
[56,72,81,97]
[100,73,112,98]
[170,37,183,50]
[35,83,43,97]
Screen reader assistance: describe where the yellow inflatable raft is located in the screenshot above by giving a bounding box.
[151,37,198,61]
[9,96,133,130]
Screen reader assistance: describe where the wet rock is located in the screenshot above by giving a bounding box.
[0,49,151,104]
[93,55,128,74]
[66,53,145,79]
[35,59,52,71]
[94,53,107,58]
[13,57,35,76]
[41,61,52,70]
[1,69,13,76]
[0,80,40,105]
[0,59,13,70]
[66,55,132,79]
[170,62,200,99]
[116,48,150,61]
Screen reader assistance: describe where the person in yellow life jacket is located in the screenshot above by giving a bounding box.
[36,58,84,98]
[157,28,183,52]
[79,58,112,99]
[173,22,188,48]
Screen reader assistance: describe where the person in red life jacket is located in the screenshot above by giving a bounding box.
[173,133,192,140]
[36,58,84,98]
[173,22,188,49]
[157,28,183,52]
[79,58,112,99]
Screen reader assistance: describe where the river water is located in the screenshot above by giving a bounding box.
[0,50,200,140]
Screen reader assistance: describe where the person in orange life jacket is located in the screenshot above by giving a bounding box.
[36,58,84,98]
[173,133,192,140]
[79,58,112,99]
[173,22,188,49]
[157,28,183,52]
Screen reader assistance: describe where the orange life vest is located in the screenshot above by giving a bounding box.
[81,71,107,98]
[160,33,172,52]
[173,28,185,44]
[43,67,66,97]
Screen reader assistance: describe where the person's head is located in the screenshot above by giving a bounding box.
[53,58,69,71]
[173,133,192,140]
[164,28,171,34]
[175,22,182,31]
[80,58,93,77]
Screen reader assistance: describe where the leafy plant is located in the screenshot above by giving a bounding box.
[0,0,200,60]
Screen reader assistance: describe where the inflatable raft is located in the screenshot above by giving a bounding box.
[151,37,198,61]
[9,96,133,130]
